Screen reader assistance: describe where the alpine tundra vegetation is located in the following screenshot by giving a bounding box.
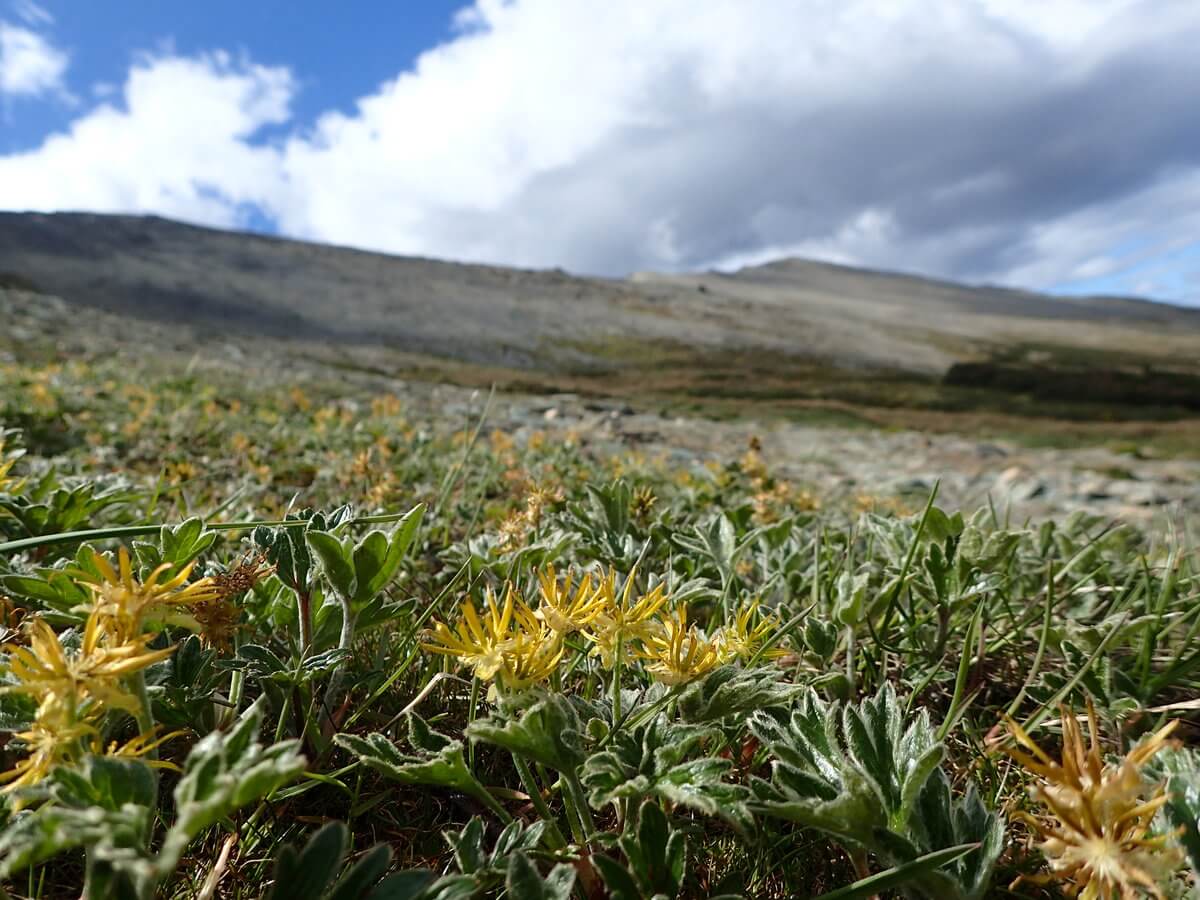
[0,352,1198,900]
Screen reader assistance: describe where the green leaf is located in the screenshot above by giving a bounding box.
[264,821,349,900]
[582,715,751,833]
[749,698,883,845]
[810,842,981,900]
[749,683,968,864]
[328,845,395,900]
[336,716,505,819]
[620,800,686,897]
[363,870,439,900]
[504,852,576,900]
[592,854,643,900]
[1150,745,1200,876]
[352,504,423,604]
[351,531,393,603]
[677,666,804,723]
[158,697,306,875]
[308,530,357,598]
[467,694,587,774]
[445,817,486,875]
[0,806,142,883]
[440,817,545,889]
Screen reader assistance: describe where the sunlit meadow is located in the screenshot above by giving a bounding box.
[1,354,1199,899]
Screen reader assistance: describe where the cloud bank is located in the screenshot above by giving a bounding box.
[2,0,1199,303]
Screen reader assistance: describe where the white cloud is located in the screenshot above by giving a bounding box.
[2,0,1200,304]
[266,0,1200,300]
[0,51,292,227]
[0,19,67,98]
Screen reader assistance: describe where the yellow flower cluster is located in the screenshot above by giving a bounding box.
[423,564,783,695]
[1004,702,1183,899]
[0,548,218,796]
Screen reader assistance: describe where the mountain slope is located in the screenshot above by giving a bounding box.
[2,211,1199,417]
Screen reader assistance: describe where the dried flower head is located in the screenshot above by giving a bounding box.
[210,552,274,601]
[192,553,272,652]
[523,483,563,529]
[0,594,25,644]
[1004,702,1183,900]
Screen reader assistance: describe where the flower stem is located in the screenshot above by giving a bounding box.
[611,640,623,726]
[469,782,515,825]
[297,588,313,656]
[131,671,159,855]
[321,594,356,734]
[512,755,567,850]
[467,676,480,770]
[564,772,596,844]
[557,775,588,847]
[132,671,158,762]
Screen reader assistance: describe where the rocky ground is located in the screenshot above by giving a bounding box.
[423,384,1199,529]
[4,288,1197,530]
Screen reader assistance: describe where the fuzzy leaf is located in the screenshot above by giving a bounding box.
[1151,745,1200,877]
[351,505,423,604]
[158,697,306,874]
[467,694,586,773]
[337,716,496,815]
[677,666,804,723]
[308,530,358,598]
[328,845,395,900]
[582,715,751,832]
[265,821,349,900]
[504,851,576,900]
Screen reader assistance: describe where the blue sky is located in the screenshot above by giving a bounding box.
[3,2,463,153]
[1,0,1198,306]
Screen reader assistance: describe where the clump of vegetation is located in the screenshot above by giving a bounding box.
[1,353,1199,899]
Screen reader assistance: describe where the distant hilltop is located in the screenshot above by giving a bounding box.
[3,211,1199,417]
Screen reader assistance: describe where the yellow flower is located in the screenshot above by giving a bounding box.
[630,486,657,524]
[422,584,563,693]
[586,569,669,668]
[1004,702,1182,900]
[496,622,564,693]
[0,711,98,796]
[636,604,722,686]
[81,547,219,643]
[715,601,786,664]
[535,565,604,634]
[100,727,186,773]
[0,434,23,494]
[0,613,184,798]
[3,614,174,717]
[423,585,527,680]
